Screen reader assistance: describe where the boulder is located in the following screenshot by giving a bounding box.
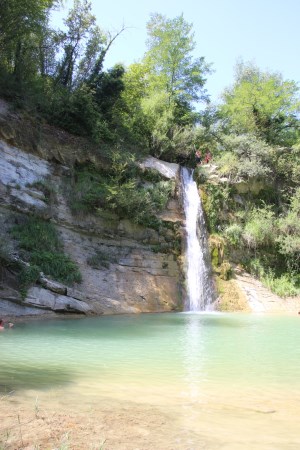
[139,156,179,179]
[25,287,92,314]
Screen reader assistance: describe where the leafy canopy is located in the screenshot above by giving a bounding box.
[221,61,300,145]
[144,13,211,105]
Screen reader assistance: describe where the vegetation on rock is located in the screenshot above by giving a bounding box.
[68,153,175,229]
[11,216,82,292]
[0,1,300,300]
[199,62,300,297]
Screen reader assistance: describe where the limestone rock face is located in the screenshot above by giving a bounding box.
[0,120,183,317]
[140,156,179,179]
[25,287,92,313]
[0,140,51,214]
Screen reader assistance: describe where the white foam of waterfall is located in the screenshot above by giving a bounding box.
[181,167,215,311]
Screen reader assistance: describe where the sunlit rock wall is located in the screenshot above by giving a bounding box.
[0,105,183,317]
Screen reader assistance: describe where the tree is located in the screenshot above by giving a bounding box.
[144,13,211,109]
[0,0,58,84]
[117,13,211,158]
[55,0,126,90]
[55,0,102,89]
[221,61,300,145]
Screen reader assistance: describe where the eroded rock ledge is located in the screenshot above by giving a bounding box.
[0,117,184,317]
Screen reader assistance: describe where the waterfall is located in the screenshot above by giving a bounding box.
[181,167,215,311]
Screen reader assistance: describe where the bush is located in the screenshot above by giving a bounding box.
[11,216,60,253]
[277,188,300,271]
[69,161,174,229]
[194,165,208,184]
[224,223,243,246]
[19,264,40,299]
[221,134,273,179]
[242,206,276,249]
[219,261,232,280]
[245,258,300,297]
[0,237,12,267]
[11,216,81,285]
[202,184,231,232]
[26,179,57,204]
[87,249,117,269]
[214,151,239,180]
[30,251,82,284]
[262,272,299,298]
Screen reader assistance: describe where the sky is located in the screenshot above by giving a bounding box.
[52,0,300,104]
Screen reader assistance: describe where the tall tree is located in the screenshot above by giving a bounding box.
[0,0,58,83]
[221,61,300,145]
[144,13,211,109]
[55,0,102,89]
[118,13,211,158]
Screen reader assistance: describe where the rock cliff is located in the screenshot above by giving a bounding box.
[0,101,184,318]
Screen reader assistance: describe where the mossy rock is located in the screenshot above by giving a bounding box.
[209,234,225,268]
[219,261,232,280]
[216,277,250,312]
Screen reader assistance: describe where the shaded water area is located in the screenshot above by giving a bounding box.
[1,313,300,449]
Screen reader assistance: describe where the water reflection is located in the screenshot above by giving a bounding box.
[181,314,206,402]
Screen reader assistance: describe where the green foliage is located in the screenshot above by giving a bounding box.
[31,251,82,283]
[277,188,300,271]
[246,258,300,298]
[19,264,40,299]
[276,144,300,186]
[262,272,300,298]
[117,13,212,161]
[194,165,209,184]
[0,0,58,85]
[0,237,11,267]
[219,261,232,280]
[213,152,239,180]
[11,216,81,285]
[219,134,273,179]
[221,60,300,146]
[70,157,174,229]
[87,249,116,269]
[26,179,56,203]
[242,205,276,249]
[11,216,60,252]
[224,223,243,246]
[55,0,105,89]
[145,13,211,105]
[202,184,231,232]
[0,2,214,159]
[141,168,164,183]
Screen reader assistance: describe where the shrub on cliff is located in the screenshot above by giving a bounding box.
[69,157,174,229]
[11,216,82,286]
[242,206,276,249]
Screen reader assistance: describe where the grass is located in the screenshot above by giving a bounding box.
[0,238,11,267]
[11,216,82,292]
[246,258,300,298]
[26,179,57,204]
[87,249,117,269]
[261,272,300,298]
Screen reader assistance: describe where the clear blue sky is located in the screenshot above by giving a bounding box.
[52,0,300,104]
